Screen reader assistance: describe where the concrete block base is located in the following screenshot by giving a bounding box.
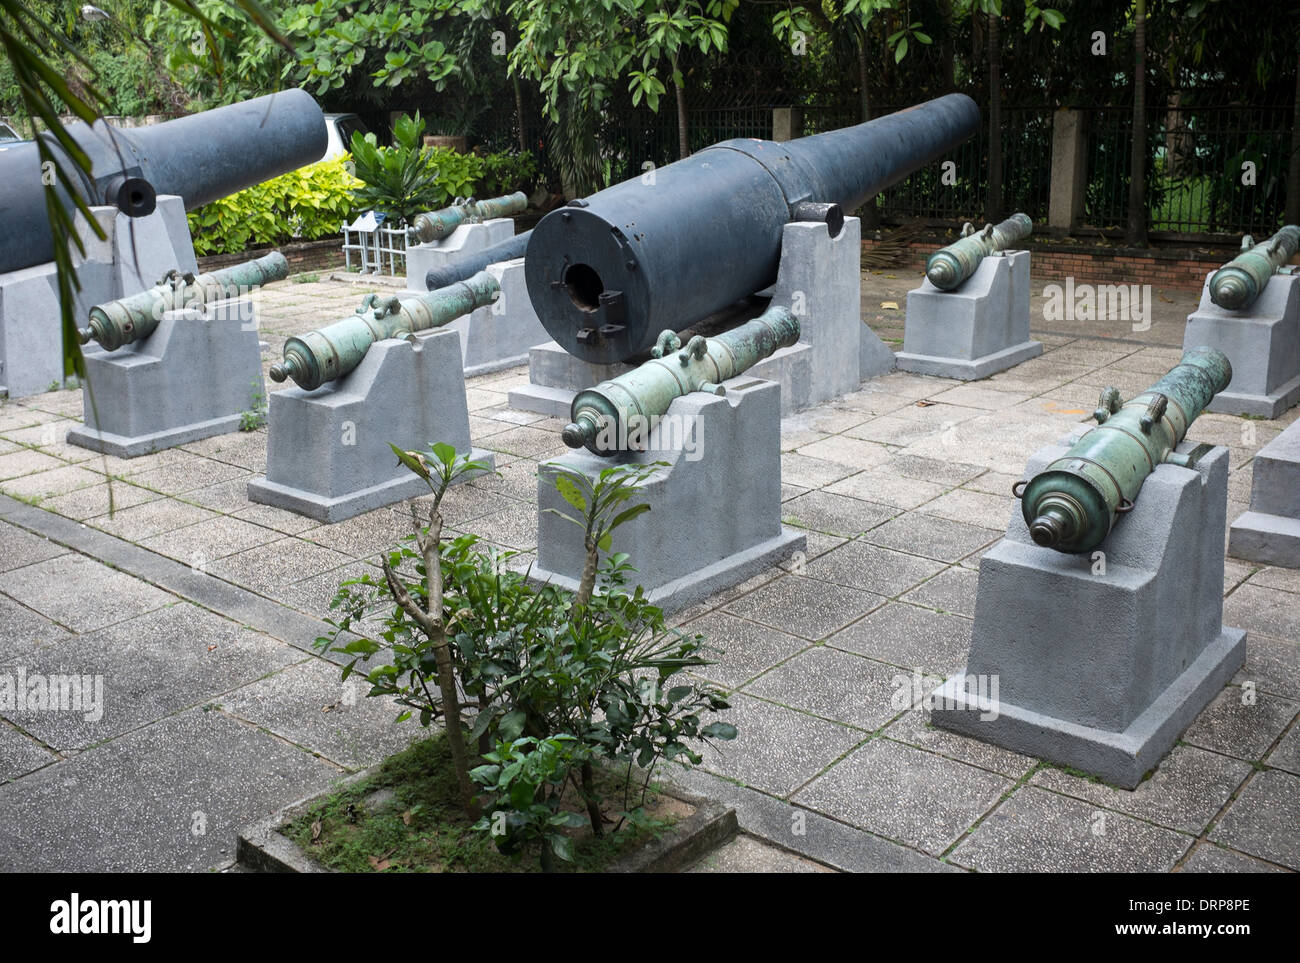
[67,299,264,457]
[442,258,548,377]
[247,331,493,523]
[932,627,1245,789]
[531,377,804,615]
[1229,419,1300,566]
[509,217,882,416]
[897,251,1042,381]
[932,436,1245,788]
[1184,273,1300,419]
[0,196,196,399]
[403,219,513,295]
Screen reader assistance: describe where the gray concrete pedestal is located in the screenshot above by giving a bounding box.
[1183,273,1300,418]
[508,217,892,417]
[1229,419,1300,566]
[897,250,1042,380]
[247,330,493,523]
[441,258,548,377]
[931,436,1245,788]
[531,377,804,615]
[67,299,264,457]
[402,218,513,295]
[0,196,196,399]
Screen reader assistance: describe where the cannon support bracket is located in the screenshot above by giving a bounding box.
[438,257,549,378]
[530,377,804,616]
[897,249,1043,380]
[509,216,891,417]
[930,435,1245,789]
[1183,273,1300,418]
[66,297,262,457]
[247,330,493,523]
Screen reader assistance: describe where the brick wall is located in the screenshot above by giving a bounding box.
[196,237,347,275]
[862,237,1234,292]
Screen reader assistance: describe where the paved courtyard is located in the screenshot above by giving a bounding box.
[0,269,1295,872]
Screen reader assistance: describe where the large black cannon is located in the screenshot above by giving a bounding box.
[0,89,327,275]
[519,94,979,365]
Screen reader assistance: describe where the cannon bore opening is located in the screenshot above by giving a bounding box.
[564,263,604,311]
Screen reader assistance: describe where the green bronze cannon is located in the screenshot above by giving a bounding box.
[408,192,529,244]
[561,304,801,455]
[925,213,1033,291]
[78,251,290,351]
[269,271,500,391]
[1207,225,1300,311]
[1013,346,1232,554]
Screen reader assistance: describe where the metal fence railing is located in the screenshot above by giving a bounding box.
[468,93,1294,241]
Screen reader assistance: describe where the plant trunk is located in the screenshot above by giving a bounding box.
[1287,48,1300,225]
[422,512,477,817]
[986,10,1002,222]
[575,535,599,608]
[580,761,604,836]
[540,838,556,873]
[673,57,689,159]
[1127,0,1148,246]
[940,0,955,90]
[513,74,527,153]
[854,23,881,230]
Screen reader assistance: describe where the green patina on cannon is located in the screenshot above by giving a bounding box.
[79,251,290,351]
[1208,225,1300,311]
[925,213,1033,291]
[1014,346,1232,553]
[562,304,801,456]
[269,270,500,391]
[408,192,529,245]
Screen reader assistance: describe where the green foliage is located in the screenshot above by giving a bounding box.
[424,147,485,206]
[478,150,539,199]
[349,112,446,224]
[317,454,733,870]
[186,156,361,256]
[239,378,267,431]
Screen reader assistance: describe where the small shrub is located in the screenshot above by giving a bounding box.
[187,156,361,256]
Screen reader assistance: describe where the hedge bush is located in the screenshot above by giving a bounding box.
[187,156,363,256]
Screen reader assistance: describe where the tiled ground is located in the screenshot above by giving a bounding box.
[0,269,1295,872]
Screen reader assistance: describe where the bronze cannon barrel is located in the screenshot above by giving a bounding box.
[1014,346,1233,553]
[79,251,289,351]
[269,271,500,391]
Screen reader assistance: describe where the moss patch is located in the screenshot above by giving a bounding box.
[283,734,682,872]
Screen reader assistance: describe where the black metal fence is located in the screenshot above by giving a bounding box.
[472,93,1294,241]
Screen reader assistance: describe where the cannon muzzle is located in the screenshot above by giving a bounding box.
[925,213,1033,291]
[1,89,327,275]
[271,271,500,391]
[524,94,979,365]
[1015,346,1232,553]
[563,305,801,455]
[1208,226,1300,311]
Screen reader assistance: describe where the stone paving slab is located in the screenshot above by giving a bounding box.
[0,276,1292,873]
[793,737,1013,855]
[0,707,341,872]
[687,833,834,872]
[950,787,1193,873]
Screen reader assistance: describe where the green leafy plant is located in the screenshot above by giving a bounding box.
[478,150,539,199]
[187,156,361,256]
[349,112,445,225]
[317,451,735,870]
[239,378,268,431]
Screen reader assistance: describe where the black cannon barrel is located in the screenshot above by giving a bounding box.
[524,93,980,364]
[1,89,327,275]
[424,230,531,290]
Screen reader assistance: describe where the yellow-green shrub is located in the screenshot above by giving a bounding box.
[187,156,363,256]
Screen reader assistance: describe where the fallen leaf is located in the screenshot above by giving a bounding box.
[915,400,936,407]
[368,848,396,872]
[881,301,899,310]
[207,644,218,652]
[310,820,322,843]
[402,810,414,826]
